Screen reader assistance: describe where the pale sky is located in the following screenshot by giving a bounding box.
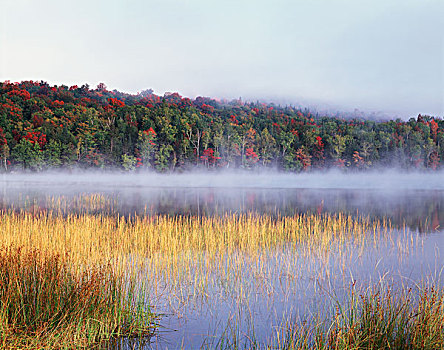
[0,0,443,118]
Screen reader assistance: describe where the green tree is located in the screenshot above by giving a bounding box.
[12,139,44,171]
[44,140,62,168]
[258,128,276,166]
[137,128,157,168]
[155,144,173,172]
[122,154,136,171]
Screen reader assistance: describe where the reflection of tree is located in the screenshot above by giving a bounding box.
[0,188,443,233]
[432,205,440,231]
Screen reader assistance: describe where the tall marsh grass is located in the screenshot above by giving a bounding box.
[0,247,156,349]
[0,210,389,264]
[0,210,395,298]
[205,284,444,349]
[322,286,444,350]
[1,205,423,349]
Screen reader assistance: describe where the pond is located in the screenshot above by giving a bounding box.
[1,171,443,349]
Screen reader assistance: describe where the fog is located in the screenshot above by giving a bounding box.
[2,169,444,190]
[2,170,443,232]
[1,0,442,117]
[1,170,443,348]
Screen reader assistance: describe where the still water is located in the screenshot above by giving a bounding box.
[1,172,443,348]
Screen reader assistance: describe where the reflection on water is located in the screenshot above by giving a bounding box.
[1,173,443,349]
[1,186,442,233]
[148,231,443,349]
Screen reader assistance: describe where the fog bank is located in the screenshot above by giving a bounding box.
[2,170,444,191]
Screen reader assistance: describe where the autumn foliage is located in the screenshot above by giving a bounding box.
[0,80,442,171]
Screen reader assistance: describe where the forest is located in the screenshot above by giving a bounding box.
[0,80,442,172]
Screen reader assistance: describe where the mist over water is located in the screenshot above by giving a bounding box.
[2,170,444,231]
[2,170,443,348]
[3,169,444,190]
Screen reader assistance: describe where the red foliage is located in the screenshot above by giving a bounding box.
[353,151,364,168]
[295,148,311,170]
[52,100,65,108]
[245,148,259,164]
[0,99,22,118]
[142,128,156,146]
[32,115,44,128]
[272,122,281,133]
[392,133,404,147]
[316,136,323,148]
[313,136,325,164]
[7,89,30,100]
[144,127,156,136]
[24,131,47,148]
[125,114,138,127]
[108,98,125,107]
[412,154,423,168]
[84,149,102,166]
[201,104,214,113]
[430,119,438,141]
[201,148,221,166]
[334,159,346,168]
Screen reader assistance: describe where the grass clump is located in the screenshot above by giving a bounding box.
[0,247,156,349]
[204,286,444,350]
[278,286,444,350]
[326,287,443,350]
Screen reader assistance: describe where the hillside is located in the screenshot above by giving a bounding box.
[0,80,442,172]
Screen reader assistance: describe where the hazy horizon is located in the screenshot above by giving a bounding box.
[2,169,444,190]
[1,0,443,119]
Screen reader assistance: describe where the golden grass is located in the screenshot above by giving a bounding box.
[0,210,390,268]
[0,209,396,304]
[0,197,434,349]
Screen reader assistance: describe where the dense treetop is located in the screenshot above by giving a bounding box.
[0,80,442,172]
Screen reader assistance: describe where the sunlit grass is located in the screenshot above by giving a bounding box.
[206,284,444,350]
[0,199,432,349]
[0,210,390,261]
[0,210,394,295]
[0,247,156,349]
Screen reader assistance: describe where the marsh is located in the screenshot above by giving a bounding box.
[1,171,443,348]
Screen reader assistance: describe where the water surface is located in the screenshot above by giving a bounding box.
[1,172,443,349]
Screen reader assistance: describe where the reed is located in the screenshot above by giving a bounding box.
[204,284,444,350]
[0,247,156,349]
[0,206,405,348]
[0,210,393,297]
[320,286,444,350]
[0,210,388,264]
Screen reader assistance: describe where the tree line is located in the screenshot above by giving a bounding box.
[0,80,442,172]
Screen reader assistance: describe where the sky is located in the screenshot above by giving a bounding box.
[0,0,443,118]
